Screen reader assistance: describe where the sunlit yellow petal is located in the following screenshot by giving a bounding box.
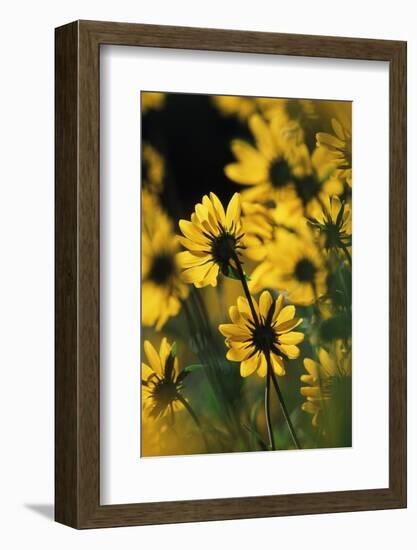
[144,340,162,376]
[179,219,208,245]
[278,344,300,360]
[176,250,209,269]
[270,353,285,376]
[237,296,253,320]
[229,305,241,324]
[226,192,241,229]
[318,347,337,376]
[256,353,267,377]
[278,331,304,345]
[303,358,319,378]
[240,354,260,377]
[259,290,273,319]
[182,262,215,284]
[226,347,252,362]
[301,387,321,398]
[276,317,303,334]
[141,362,154,382]
[195,262,219,287]
[218,323,250,340]
[209,192,226,224]
[275,305,295,326]
[249,114,276,161]
[271,294,285,322]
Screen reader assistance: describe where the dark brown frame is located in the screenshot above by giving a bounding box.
[55,20,407,529]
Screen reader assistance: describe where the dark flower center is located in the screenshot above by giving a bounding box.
[153,379,177,403]
[150,378,178,417]
[149,253,175,285]
[269,158,292,189]
[252,323,276,353]
[294,175,319,206]
[211,232,237,270]
[295,258,316,283]
[323,223,340,249]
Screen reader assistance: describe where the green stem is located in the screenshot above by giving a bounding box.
[265,363,276,451]
[231,251,259,326]
[268,354,301,450]
[177,393,210,452]
[340,243,352,267]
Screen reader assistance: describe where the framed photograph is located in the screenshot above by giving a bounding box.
[55,20,407,528]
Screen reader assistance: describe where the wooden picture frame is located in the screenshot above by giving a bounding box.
[55,20,407,528]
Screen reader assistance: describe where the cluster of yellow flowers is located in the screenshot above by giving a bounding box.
[141,92,352,455]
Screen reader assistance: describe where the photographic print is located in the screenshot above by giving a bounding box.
[141,91,352,457]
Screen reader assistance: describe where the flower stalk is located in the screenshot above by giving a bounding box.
[265,363,276,450]
[176,393,210,452]
[230,250,300,451]
[268,353,301,450]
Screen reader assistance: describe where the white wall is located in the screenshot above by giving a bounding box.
[0,0,414,547]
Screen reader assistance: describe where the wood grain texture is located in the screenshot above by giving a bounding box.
[55,20,407,529]
[55,21,79,527]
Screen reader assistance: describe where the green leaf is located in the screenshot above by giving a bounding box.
[171,341,177,358]
[222,265,251,281]
[184,363,205,373]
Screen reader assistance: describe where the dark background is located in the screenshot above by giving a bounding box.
[142,92,253,220]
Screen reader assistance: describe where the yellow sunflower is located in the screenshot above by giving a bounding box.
[224,113,298,204]
[301,341,351,426]
[240,200,275,262]
[141,91,166,113]
[316,118,352,188]
[212,95,257,121]
[249,227,327,306]
[142,204,189,330]
[282,144,344,219]
[142,338,185,419]
[142,143,164,195]
[219,290,304,378]
[176,192,246,288]
[256,97,318,144]
[307,195,352,252]
[225,114,341,216]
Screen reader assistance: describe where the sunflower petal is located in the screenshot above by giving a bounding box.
[218,323,250,340]
[276,317,303,334]
[195,262,219,288]
[278,344,300,360]
[271,293,285,322]
[303,358,319,378]
[318,347,337,376]
[249,114,276,160]
[240,354,260,377]
[182,262,214,284]
[176,250,208,269]
[141,362,154,382]
[270,353,285,376]
[229,305,242,324]
[301,386,321,398]
[144,340,162,376]
[256,353,267,377]
[302,401,319,414]
[179,219,208,245]
[209,192,226,224]
[226,192,241,229]
[226,346,252,362]
[278,331,304,345]
[275,305,295,326]
[259,290,273,320]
